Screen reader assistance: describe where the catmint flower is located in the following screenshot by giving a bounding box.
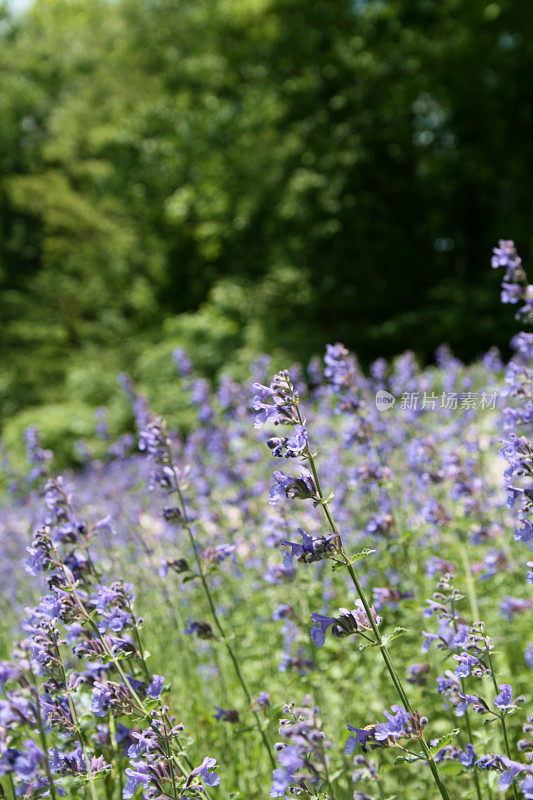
[123,760,151,798]
[0,740,44,781]
[345,726,374,754]
[146,675,165,700]
[203,544,236,564]
[271,698,329,798]
[267,425,308,458]
[492,240,526,281]
[184,621,215,640]
[272,604,295,621]
[213,707,239,723]
[268,469,317,505]
[89,683,111,719]
[375,706,413,742]
[455,692,489,717]
[500,596,533,620]
[454,652,484,679]
[373,586,413,611]
[346,707,423,753]
[185,756,220,787]
[310,603,381,648]
[252,370,300,429]
[172,348,193,377]
[252,692,270,709]
[281,529,337,568]
[407,663,430,685]
[494,683,523,713]
[24,427,52,484]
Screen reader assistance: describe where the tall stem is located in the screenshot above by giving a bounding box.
[53,645,99,800]
[166,453,276,770]
[27,661,58,800]
[449,602,484,800]
[486,650,519,800]
[303,440,452,800]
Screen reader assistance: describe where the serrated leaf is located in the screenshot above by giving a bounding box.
[429,729,460,756]
[358,638,379,651]
[382,627,409,646]
[394,754,420,764]
[331,561,345,571]
[351,548,376,563]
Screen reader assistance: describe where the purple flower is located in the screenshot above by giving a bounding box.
[520,775,533,798]
[456,693,481,717]
[375,706,411,741]
[498,757,525,791]
[91,682,113,717]
[310,603,381,648]
[186,757,220,788]
[213,707,239,723]
[271,767,292,797]
[254,692,270,708]
[173,348,192,377]
[252,371,299,429]
[282,529,336,568]
[459,744,476,767]
[453,653,480,678]
[123,760,150,798]
[345,725,373,754]
[146,675,164,700]
[494,683,523,712]
[268,469,317,505]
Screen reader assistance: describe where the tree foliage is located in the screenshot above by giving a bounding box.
[1,0,532,454]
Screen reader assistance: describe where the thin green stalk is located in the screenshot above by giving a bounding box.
[449,601,483,800]
[107,713,124,800]
[27,661,58,800]
[166,454,276,770]
[321,747,338,800]
[51,547,200,795]
[7,775,16,800]
[303,442,452,800]
[486,651,519,800]
[51,641,99,800]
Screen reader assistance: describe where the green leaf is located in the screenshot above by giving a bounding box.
[394,754,421,764]
[358,638,379,651]
[331,561,346,572]
[351,548,376,563]
[429,729,460,756]
[381,627,409,646]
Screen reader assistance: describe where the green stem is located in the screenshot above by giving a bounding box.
[27,661,58,800]
[51,545,198,794]
[486,651,519,800]
[166,454,276,770]
[303,442,452,800]
[51,642,99,800]
[449,602,483,800]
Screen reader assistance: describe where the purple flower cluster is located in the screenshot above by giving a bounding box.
[271,698,329,797]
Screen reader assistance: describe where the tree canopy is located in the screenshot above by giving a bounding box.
[1,0,532,459]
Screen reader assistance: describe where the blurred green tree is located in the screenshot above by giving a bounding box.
[1,0,532,460]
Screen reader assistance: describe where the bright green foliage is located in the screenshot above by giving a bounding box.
[1,0,532,462]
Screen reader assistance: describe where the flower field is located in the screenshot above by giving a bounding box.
[0,243,532,799]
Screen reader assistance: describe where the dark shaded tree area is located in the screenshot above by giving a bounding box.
[1,0,532,439]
